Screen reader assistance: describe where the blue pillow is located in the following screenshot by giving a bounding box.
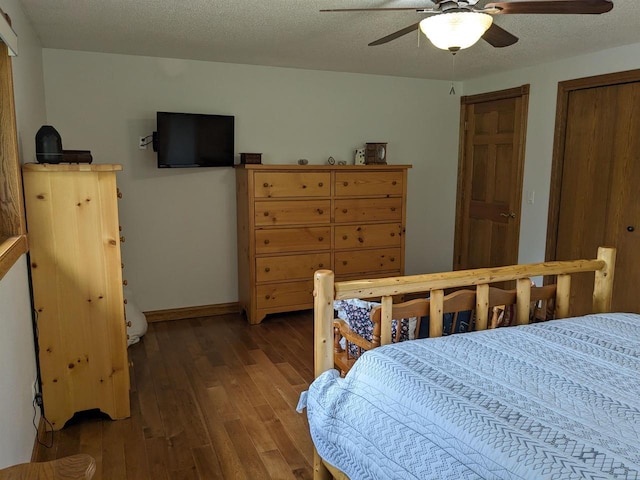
[418,310,473,338]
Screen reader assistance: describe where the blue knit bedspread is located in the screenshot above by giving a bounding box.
[298,313,640,479]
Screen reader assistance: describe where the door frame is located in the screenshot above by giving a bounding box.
[453,84,530,270]
[545,68,640,262]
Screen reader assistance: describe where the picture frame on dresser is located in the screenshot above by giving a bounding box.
[235,164,411,324]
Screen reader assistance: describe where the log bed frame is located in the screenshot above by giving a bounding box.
[311,246,616,480]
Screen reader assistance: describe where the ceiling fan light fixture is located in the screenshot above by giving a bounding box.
[419,12,493,51]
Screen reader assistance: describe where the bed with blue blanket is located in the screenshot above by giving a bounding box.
[299,312,640,479]
[299,247,640,479]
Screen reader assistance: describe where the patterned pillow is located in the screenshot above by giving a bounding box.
[334,299,416,359]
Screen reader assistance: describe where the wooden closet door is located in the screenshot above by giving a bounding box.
[553,79,640,315]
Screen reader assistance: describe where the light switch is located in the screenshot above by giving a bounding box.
[527,190,535,205]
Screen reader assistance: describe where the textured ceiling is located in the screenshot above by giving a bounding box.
[18,0,640,80]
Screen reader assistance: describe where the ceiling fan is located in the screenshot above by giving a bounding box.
[321,0,614,52]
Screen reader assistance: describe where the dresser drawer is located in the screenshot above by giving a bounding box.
[254,172,331,198]
[335,223,403,250]
[334,198,402,223]
[256,281,314,310]
[255,227,331,254]
[256,253,330,282]
[334,248,401,276]
[255,200,331,226]
[335,171,404,197]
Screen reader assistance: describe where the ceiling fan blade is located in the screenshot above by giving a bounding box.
[482,23,519,47]
[486,0,613,15]
[320,7,431,12]
[368,22,421,46]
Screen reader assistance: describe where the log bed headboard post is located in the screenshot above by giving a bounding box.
[313,269,336,480]
[516,278,532,326]
[593,246,616,313]
[314,270,335,378]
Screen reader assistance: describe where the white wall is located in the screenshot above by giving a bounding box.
[464,42,640,265]
[0,258,37,468]
[0,0,46,468]
[42,50,461,311]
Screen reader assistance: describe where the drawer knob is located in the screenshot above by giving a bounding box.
[319,263,324,268]
[120,235,125,243]
[263,182,269,188]
[343,261,348,266]
[123,299,128,304]
[265,267,270,272]
[390,232,395,237]
[265,295,271,300]
[317,209,324,215]
[318,237,324,241]
[119,225,123,231]
[117,190,123,199]
[126,321,132,327]
[342,209,347,214]
[264,239,270,244]
[319,182,323,187]
[342,235,347,240]
[358,237,364,243]
[391,207,396,212]
[343,181,348,186]
[392,181,397,186]
[123,279,128,286]
[302,185,307,189]
[390,257,395,262]
[264,211,269,216]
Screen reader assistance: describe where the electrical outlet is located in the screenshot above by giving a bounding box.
[138,136,147,150]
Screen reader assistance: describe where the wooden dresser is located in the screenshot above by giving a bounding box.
[22,163,130,430]
[236,164,411,324]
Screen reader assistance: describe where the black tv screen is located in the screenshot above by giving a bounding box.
[155,112,234,168]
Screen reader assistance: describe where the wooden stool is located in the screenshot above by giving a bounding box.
[0,454,95,480]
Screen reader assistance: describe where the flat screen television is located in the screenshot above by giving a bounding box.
[154,112,234,168]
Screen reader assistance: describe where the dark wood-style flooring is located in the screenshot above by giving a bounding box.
[32,311,316,479]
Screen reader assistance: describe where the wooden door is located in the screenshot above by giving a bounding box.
[453,85,529,271]
[548,71,640,315]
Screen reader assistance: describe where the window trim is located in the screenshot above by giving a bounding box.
[0,37,28,281]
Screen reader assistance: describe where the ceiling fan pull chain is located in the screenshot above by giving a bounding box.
[449,53,456,95]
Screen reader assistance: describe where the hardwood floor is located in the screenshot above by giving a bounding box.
[32,311,316,479]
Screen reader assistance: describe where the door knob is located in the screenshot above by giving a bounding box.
[500,212,516,218]
[627,226,635,232]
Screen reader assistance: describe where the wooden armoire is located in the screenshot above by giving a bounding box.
[22,163,130,430]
